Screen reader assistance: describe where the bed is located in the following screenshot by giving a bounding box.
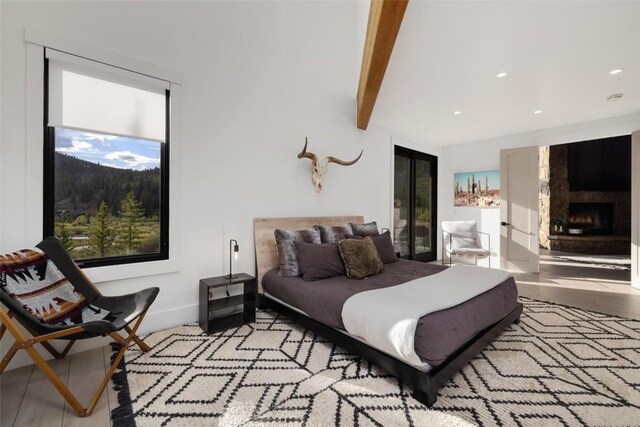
[254,215,523,407]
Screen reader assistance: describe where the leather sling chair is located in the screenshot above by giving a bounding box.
[0,237,159,417]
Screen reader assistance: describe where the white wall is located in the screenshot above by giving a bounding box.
[438,112,640,267]
[4,1,634,371]
[0,1,436,368]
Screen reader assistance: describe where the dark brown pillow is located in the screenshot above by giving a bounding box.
[295,241,345,281]
[350,221,380,237]
[274,228,321,276]
[315,224,353,243]
[338,237,384,279]
[370,231,398,264]
[344,231,398,264]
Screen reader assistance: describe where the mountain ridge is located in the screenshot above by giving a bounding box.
[54,152,161,218]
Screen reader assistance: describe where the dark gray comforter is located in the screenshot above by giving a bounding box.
[263,259,518,366]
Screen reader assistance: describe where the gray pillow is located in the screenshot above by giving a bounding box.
[295,241,345,281]
[275,228,321,276]
[350,221,380,237]
[451,235,480,250]
[315,224,353,243]
[338,237,384,279]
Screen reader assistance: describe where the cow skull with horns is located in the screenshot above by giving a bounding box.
[297,137,363,193]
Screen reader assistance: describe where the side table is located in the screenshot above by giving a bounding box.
[199,273,256,334]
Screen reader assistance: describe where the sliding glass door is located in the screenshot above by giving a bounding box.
[394,146,437,262]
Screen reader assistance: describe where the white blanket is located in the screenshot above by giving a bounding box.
[341,265,512,370]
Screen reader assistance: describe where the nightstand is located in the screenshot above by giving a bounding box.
[199,273,257,334]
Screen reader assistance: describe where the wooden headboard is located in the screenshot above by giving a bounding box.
[253,215,364,293]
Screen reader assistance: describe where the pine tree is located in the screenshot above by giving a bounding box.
[55,223,75,253]
[118,191,145,254]
[88,201,117,257]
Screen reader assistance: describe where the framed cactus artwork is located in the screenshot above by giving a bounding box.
[454,170,501,207]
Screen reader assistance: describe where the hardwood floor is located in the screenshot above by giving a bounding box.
[1,257,638,426]
[0,346,115,427]
[517,282,640,319]
[515,250,640,319]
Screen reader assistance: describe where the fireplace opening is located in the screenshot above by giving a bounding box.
[567,203,613,235]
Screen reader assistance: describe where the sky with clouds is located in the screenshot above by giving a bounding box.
[55,128,161,171]
[454,169,500,189]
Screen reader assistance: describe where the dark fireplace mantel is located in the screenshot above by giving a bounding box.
[548,234,630,255]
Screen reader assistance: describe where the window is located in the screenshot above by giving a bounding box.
[43,49,170,268]
[394,146,437,262]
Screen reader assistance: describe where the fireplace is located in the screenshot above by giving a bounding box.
[568,203,613,235]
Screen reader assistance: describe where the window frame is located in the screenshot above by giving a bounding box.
[42,55,170,269]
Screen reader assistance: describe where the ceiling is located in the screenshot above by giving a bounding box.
[370,1,640,146]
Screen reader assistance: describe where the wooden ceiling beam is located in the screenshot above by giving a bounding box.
[356,0,409,131]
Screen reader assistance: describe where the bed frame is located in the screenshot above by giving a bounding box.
[253,216,523,407]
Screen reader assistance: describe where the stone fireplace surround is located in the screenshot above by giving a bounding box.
[543,144,631,255]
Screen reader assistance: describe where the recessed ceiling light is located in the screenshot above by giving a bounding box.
[607,93,624,101]
[496,72,508,78]
[534,110,543,114]
[609,68,624,75]
[453,111,462,115]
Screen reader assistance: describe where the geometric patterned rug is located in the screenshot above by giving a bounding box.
[111,298,640,426]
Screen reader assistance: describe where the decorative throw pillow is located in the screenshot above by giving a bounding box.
[451,235,480,250]
[350,221,380,237]
[338,237,384,279]
[295,241,345,281]
[370,231,399,264]
[274,228,321,276]
[345,231,398,264]
[315,224,353,244]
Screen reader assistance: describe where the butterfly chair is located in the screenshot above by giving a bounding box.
[0,237,159,417]
[442,220,491,268]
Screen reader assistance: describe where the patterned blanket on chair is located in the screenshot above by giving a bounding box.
[0,249,111,326]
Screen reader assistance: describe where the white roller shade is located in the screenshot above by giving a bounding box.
[47,49,169,142]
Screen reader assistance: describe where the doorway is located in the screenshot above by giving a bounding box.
[537,136,632,286]
[501,135,639,297]
[393,145,437,262]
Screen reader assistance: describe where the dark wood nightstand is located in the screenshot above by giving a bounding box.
[199,273,256,334]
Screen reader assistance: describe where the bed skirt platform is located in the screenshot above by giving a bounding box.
[258,294,523,407]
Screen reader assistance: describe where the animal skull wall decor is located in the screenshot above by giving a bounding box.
[297,137,363,193]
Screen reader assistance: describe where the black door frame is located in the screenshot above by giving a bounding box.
[394,145,438,262]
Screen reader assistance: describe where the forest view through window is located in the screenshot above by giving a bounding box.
[51,128,164,263]
[44,49,169,267]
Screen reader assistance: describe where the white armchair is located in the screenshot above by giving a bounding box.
[442,220,491,267]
